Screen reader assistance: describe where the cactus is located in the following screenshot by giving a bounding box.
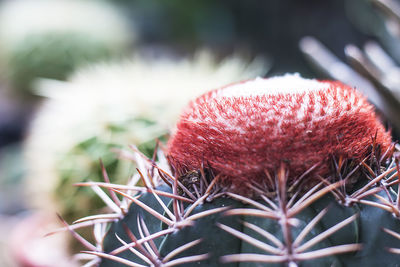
[0,0,133,93]
[54,76,400,266]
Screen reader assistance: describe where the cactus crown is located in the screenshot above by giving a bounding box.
[168,75,391,196]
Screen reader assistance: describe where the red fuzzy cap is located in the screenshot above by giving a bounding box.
[167,75,392,193]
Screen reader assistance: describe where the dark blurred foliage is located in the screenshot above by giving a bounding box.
[117,0,370,76]
[0,92,30,146]
[0,0,373,147]
[347,0,400,61]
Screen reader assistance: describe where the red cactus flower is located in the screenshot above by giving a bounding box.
[167,74,392,194]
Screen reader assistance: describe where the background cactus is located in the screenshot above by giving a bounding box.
[54,76,400,266]
[0,0,133,94]
[25,52,268,223]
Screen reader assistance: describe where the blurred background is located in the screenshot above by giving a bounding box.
[0,0,399,266]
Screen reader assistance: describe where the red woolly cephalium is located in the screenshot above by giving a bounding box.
[167,74,392,193]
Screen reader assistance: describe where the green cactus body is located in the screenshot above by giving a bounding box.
[55,117,164,222]
[65,151,400,267]
[93,180,400,266]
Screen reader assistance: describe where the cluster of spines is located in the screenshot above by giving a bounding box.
[48,140,400,267]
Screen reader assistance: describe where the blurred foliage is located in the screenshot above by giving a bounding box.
[346,0,400,61]
[300,0,400,138]
[113,0,231,43]
[111,0,368,76]
[7,32,124,93]
[0,144,26,214]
